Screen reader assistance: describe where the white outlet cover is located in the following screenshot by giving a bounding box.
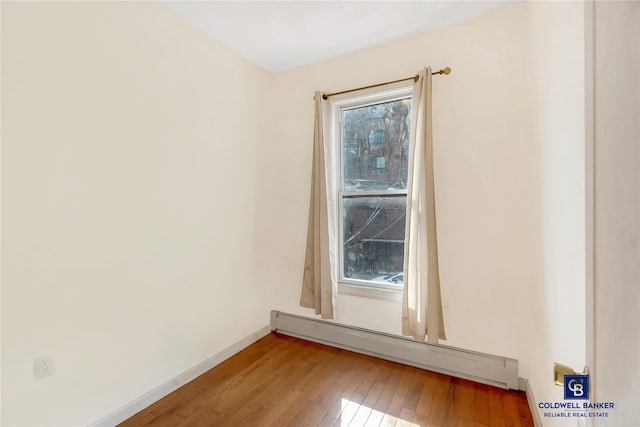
[34,355,55,380]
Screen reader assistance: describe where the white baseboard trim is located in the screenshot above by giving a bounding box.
[518,377,528,391]
[90,325,271,427]
[524,378,543,427]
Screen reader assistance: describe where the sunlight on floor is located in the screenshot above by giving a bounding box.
[340,398,420,427]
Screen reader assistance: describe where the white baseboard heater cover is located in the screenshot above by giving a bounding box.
[270,310,518,390]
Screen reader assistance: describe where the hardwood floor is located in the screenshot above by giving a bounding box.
[119,333,534,427]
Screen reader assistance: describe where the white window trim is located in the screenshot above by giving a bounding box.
[329,81,413,300]
[338,282,403,302]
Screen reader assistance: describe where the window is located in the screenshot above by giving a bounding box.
[334,85,412,291]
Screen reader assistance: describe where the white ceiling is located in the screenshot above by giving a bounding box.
[163,1,518,73]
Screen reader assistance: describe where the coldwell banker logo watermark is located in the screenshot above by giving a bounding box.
[564,374,589,400]
[538,373,615,419]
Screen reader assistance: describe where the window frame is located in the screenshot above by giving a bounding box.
[330,82,413,295]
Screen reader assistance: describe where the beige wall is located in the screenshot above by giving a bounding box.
[527,1,587,424]
[262,3,541,377]
[590,1,640,425]
[1,2,271,425]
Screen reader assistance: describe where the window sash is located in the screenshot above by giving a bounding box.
[334,85,412,290]
[342,189,406,198]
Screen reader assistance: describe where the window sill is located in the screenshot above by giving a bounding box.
[338,282,402,303]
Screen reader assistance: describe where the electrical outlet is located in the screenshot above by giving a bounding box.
[34,355,55,380]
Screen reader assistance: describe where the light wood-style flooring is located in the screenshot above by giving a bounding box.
[119,332,534,427]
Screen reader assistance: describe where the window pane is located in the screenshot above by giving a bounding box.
[343,196,405,284]
[343,98,411,191]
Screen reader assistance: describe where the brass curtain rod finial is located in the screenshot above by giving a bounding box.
[433,67,451,75]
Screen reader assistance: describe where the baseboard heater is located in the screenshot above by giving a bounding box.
[270,310,518,390]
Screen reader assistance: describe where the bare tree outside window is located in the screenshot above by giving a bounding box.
[341,97,411,286]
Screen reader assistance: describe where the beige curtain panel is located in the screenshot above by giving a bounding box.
[402,67,447,344]
[300,92,338,320]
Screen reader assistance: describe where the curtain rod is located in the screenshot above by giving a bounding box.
[321,67,451,100]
